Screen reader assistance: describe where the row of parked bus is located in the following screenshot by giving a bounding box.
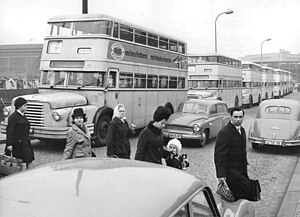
[187,53,296,108]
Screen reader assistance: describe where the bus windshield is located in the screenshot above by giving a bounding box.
[47,20,113,36]
[41,71,106,87]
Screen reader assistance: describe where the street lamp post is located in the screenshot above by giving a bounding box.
[260,38,271,66]
[214,9,233,53]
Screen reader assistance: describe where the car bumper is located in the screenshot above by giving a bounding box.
[248,136,300,147]
[1,122,94,139]
[162,130,203,140]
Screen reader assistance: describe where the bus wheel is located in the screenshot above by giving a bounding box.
[249,96,253,108]
[164,102,174,114]
[265,93,268,100]
[252,143,259,150]
[94,114,111,147]
[257,95,261,105]
[234,96,239,107]
[199,129,209,147]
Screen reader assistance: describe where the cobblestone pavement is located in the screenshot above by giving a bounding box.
[1,91,300,216]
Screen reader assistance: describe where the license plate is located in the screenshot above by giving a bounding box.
[265,140,282,145]
[169,133,182,139]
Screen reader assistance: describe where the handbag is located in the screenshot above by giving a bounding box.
[0,153,26,175]
[216,179,235,202]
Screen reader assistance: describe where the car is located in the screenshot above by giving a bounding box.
[187,89,218,100]
[0,158,255,217]
[163,99,230,147]
[248,99,300,149]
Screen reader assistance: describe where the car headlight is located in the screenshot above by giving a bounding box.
[3,107,10,117]
[52,111,61,121]
[193,124,201,132]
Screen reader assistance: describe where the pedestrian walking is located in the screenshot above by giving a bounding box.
[165,138,189,170]
[134,106,171,164]
[63,108,93,160]
[5,97,34,169]
[106,104,134,159]
[214,107,261,201]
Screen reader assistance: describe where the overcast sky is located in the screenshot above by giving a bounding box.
[1,0,299,58]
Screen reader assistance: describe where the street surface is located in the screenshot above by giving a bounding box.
[1,90,300,216]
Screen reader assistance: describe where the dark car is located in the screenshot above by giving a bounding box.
[248,99,300,149]
[163,99,230,147]
[0,158,255,217]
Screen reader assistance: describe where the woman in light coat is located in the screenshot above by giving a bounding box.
[63,108,92,159]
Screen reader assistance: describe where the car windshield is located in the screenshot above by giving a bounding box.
[178,102,208,114]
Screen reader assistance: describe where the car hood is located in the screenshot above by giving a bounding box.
[166,112,207,126]
[16,92,88,109]
[251,119,300,140]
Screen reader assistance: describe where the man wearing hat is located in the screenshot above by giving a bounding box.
[134,106,171,164]
[63,108,92,159]
[5,97,35,169]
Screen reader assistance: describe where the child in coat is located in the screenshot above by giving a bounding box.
[165,138,189,170]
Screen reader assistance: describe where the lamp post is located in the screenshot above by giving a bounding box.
[214,9,233,53]
[260,38,271,66]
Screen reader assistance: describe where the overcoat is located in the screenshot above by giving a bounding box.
[6,111,34,163]
[106,117,132,159]
[63,124,92,160]
[214,121,258,201]
[134,121,169,164]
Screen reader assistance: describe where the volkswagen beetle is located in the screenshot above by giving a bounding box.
[248,99,300,149]
[163,99,230,147]
[0,158,255,217]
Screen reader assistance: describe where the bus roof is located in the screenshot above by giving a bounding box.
[48,14,186,44]
[262,66,274,71]
[188,53,241,61]
[241,61,262,67]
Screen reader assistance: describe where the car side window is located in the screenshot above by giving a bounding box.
[210,105,217,114]
[191,191,214,216]
[216,104,227,113]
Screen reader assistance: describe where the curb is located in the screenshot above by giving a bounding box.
[277,154,300,217]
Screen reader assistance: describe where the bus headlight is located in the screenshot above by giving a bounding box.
[3,107,10,117]
[52,111,61,121]
[193,124,201,132]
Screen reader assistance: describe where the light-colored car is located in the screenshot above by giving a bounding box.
[248,99,300,149]
[163,99,230,147]
[188,89,218,100]
[0,158,255,217]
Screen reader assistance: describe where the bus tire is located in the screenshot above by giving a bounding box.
[164,102,174,114]
[257,95,261,105]
[265,93,268,100]
[94,113,112,147]
[271,92,274,99]
[217,96,222,101]
[234,96,239,108]
[249,96,253,108]
[199,129,209,147]
[252,143,259,150]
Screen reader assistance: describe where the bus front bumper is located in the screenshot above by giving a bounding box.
[1,122,94,140]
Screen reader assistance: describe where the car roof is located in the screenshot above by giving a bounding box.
[0,158,205,217]
[184,99,227,106]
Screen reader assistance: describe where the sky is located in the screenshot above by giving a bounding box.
[1,0,300,58]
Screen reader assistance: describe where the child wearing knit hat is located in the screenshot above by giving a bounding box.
[165,138,189,170]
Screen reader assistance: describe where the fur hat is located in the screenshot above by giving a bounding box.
[14,97,27,109]
[72,108,86,119]
[153,106,171,122]
[167,138,182,153]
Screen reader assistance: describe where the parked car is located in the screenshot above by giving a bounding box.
[163,99,230,147]
[187,89,218,100]
[248,99,300,149]
[0,158,255,217]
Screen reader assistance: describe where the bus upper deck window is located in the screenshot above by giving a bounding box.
[113,22,119,38]
[148,34,158,47]
[48,22,72,36]
[73,21,112,35]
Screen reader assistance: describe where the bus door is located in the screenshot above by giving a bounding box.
[105,69,118,107]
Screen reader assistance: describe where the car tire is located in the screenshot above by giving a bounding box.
[199,130,209,147]
[252,143,259,149]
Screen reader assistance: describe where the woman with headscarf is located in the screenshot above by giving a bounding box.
[5,97,35,169]
[63,108,92,160]
[106,104,134,159]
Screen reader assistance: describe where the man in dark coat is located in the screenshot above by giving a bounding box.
[5,97,35,168]
[134,106,171,164]
[214,107,260,201]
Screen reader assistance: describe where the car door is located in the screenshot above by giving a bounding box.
[208,104,222,138]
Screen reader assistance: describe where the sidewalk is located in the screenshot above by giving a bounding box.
[277,154,300,217]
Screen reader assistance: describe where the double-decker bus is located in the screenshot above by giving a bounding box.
[261,66,274,100]
[241,61,262,107]
[188,53,242,108]
[0,14,188,146]
[273,69,284,98]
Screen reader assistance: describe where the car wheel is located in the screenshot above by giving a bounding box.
[252,143,259,149]
[199,130,209,147]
